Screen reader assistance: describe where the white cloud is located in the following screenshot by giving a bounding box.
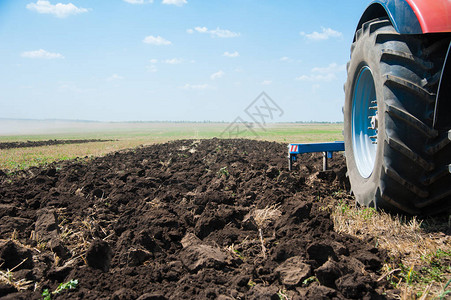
[181,83,211,90]
[148,59,158,72]
[149,58,183,65]
[163,58,182,64]
[21,49,64,59]
[194,26,208,33]
[209,28,240,38]
[295,74,336,82]
[210,70,224,80]
[162,0,187,6]
[279,56,302,63]
[143,35,172,45]
[261,80,272,85]
[107,74,124,81]
[188,26,240,38]
[311,63,344,74]
[123,0,153,4]
[295,63,345,82]
[147,58,184,72]
[300,27,342,41]
[223,51,239,58]
[26,1,88,18]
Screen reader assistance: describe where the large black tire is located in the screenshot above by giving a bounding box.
[344,18,451,215]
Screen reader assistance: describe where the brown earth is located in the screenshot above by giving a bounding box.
[0,139,397,299]
[0,139,114,150]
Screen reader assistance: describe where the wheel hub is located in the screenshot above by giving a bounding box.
[351,66,378,178]
[370,113,378,131]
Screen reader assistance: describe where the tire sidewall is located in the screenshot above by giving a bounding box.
[344,29,387,207]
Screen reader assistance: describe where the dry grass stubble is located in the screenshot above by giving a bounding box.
[332,199,451,299]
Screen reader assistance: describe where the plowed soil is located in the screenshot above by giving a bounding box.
[0,139,113,150]
[0,139,396,299]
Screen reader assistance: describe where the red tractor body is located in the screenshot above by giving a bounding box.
[357,0,451,35]
[405,0,451,33]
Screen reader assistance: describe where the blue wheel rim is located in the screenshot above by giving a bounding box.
[352,66,378,178]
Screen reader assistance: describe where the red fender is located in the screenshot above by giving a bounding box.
[356,0,451,37]
[406,0,451,33]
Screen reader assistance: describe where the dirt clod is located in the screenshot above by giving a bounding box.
[335,273,375,298]
[0,240,33,270]
[180,244,228,272]
[127,248,152,267]
[136,293,167,300]
[0,283,17,297]
[315,259,342,288]
[34,209,59,242]
[307,242,338,266]
[86,239,112,272]
[274,256,311,287]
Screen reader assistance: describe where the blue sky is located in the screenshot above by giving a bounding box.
[0,0,371,122]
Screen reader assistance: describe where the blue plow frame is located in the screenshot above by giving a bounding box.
[288,141,345,171]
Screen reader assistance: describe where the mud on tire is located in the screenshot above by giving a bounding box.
[344,18,451,215]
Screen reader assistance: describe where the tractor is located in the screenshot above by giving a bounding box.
[290,0,451,215]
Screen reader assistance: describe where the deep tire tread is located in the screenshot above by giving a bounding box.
[386,137,433,171]
[380,193,420,215]
[383,167,428,197]
[383,75,436,103]
[380,49,433,70]
[421,166,449,185]
[369,20,391,34]
[416,188,451,209]
[385,104,438,138]
[426,130,451,155]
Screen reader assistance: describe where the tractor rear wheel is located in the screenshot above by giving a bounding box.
[344,18,451,215]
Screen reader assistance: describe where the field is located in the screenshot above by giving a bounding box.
[0,121,450,299]
[0,121,343,171]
